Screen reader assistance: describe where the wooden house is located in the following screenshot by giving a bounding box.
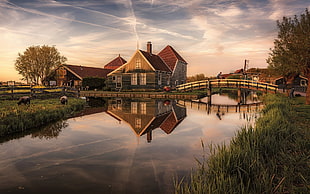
[55,55,126,87]
[107,42,187,91]
[106,98,186,143]
[158,45,187,86]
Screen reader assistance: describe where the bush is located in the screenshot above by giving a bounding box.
[82,77,105,90]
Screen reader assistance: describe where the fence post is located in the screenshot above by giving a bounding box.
[11,86,14,100]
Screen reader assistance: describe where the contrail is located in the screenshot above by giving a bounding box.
[1,1,129,33]
[127,0,140,49]
[1,0,196,41]
[52,0,134,25]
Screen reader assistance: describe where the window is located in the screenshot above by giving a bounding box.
[131,73,137,85]
[158,72,162,85]
[140,73,146,85]
[140,102,146,115]
[136,58,141,69]
[57,68,66,78]
[167,74,170,85]
[131,102,138,114]
[301,80,307,86]
[135,118,142,129]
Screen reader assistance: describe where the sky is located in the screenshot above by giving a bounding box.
[0,0,309,82]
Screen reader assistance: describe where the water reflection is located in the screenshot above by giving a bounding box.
[0,94,263,194]
[31,120,68,140]
[107,98,186,143]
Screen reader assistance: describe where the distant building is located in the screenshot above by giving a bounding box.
[107,42,187,91]
[103,55,127,70]
[274,75,308,91]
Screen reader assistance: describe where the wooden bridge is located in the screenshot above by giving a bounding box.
[178,100,264,114]
[176,79,278,93]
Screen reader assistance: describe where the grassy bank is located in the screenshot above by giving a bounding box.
[175,94,309,193]
[0,98,85,136]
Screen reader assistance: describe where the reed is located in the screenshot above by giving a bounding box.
[0,98,85,136]
[175,94,309,193]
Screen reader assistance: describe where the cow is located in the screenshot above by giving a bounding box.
[17,96,31,105]
[60,96,68,105]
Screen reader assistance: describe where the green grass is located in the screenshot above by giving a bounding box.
[0,98,85,136]
[175,94,310,194]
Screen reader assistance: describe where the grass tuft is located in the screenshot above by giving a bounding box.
[175,94,310,193]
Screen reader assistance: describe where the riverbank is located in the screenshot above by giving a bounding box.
[175,94,310,193]
[0,98,85,136]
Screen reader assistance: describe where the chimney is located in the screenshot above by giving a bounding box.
[147,41,152,54]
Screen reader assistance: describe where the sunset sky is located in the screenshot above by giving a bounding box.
[0,0,309,82]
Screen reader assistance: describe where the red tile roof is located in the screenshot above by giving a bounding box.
[142,111,172,135]
[140,50,171,72]
[160,112,184,134]
[158,45,187,71]
[104,55,127,70]
[64,64,112,78]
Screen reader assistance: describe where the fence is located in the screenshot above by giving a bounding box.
[0,85,78,99]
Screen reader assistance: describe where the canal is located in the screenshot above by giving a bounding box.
[0,92,262,194]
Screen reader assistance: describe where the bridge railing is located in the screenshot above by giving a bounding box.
[176,79,278,93]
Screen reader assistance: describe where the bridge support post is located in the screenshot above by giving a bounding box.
[207,79,212,96]
[238,88,242,104]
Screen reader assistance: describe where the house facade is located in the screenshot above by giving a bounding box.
[107,42,187,91]
[107,42,173,91]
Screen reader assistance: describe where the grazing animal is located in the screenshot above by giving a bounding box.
[60,96,68,105]
[17,96,31,105]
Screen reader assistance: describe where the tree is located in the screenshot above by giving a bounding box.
[187,73,207,82]
[15,45,67,85]
[267,9,310,104]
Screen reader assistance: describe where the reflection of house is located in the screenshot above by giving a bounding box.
[107,42,187,91]
[55,55,126,87]
[107,98,186,143]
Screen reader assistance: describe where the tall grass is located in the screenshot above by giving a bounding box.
[0,98,85,136]
[175,94,309,193]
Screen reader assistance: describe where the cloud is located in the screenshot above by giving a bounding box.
[0,0,309,82]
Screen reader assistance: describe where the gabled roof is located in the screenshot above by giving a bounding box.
[104,55,127,70]
[158,45,187,71]
[139,50,172,72]
[64,64,112,79]
[141,111,172,136]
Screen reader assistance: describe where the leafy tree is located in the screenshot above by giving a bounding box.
[15,45,67,85]
[267,9,310,104]
[187,73,207,82]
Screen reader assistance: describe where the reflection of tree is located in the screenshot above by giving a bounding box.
[31,120,68,139]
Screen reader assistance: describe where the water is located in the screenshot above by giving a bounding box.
[0,93,261,194]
